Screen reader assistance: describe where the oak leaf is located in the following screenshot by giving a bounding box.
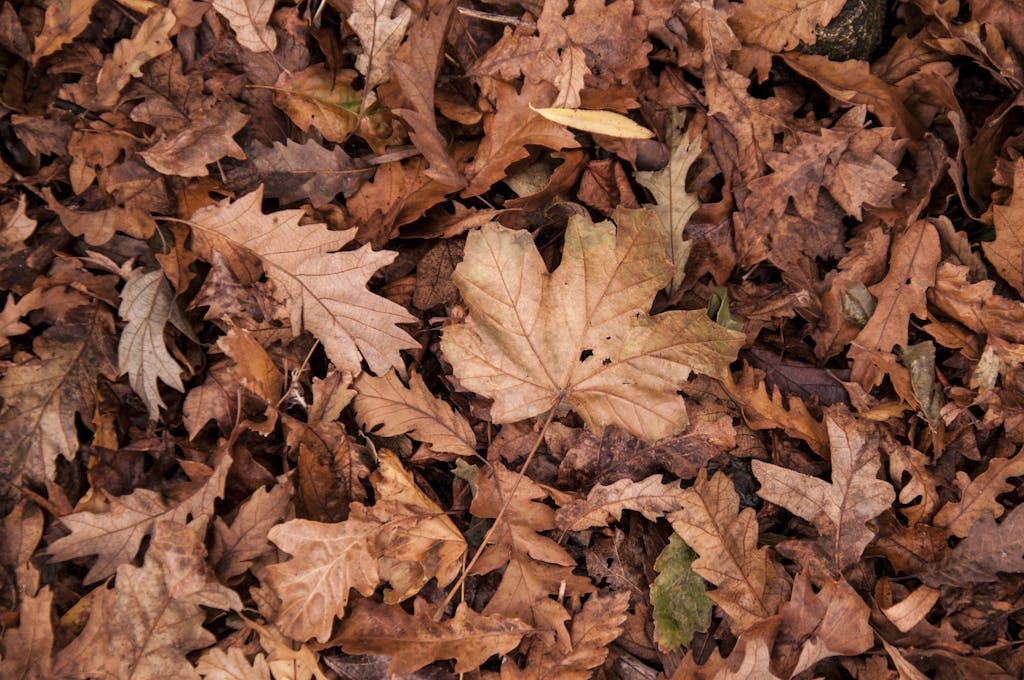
[0,304,117,503]
[337,598,529,675]
[47,452,230,584]
[354,369,477,457]
[32,0,97,63]
[94,7,175,109]
[140,102,249,177]
[118,269,194,419]
[752,410,895,574]
[250,139,370,207]
[195,647,271,680]
[635,124,701,296]
[668,470,789,633]
[210,481,291,580]
[555,474,685,532]
[0,587,54,679]
[348,0,411,90]
[442,208,744,443]
[933,448,1024,537]
[212,0,277,53]
[982,157,1024,296]
[926,503,1024,586]
[187,187,418,376]
[928,262,1024,344]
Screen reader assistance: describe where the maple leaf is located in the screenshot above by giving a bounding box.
[94,7,175,109]
[32,0,97,63]
[729,0,846,52]
[348,0,411,91]
[187,186,418,376]
[266,452,465,640]
[469,462,593,634]
[250,139,370,207]
[140,102,249,177]
[47,451,230,584]
[354,369,476,456]
[0,304,117,502]
[752,410,895,575]
[848,219,941,388]
[212,0,277,53]
[555,474,685,532]
[651,535,713,650]
[982,157,1024,296]
[54,528,218,680]
[772,573,873,677]
[442,208,744,443]
[635,123,702,296]
[933,448,1024,538]
[337,598,529,675]
[118,269,195,419]
[668,470,789,633]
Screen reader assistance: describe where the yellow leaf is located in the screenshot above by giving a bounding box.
[530,105,655,139]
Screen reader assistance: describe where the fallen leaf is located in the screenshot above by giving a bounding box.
[531,106,656,139]
[651,535,713,650]
[337,598,529,675]
[752,410,895,574]
[555,474,685,532]
[212,0,277,53]
[925,503,1024,586]
[347,0,412,90]
[669,470,789,633]
[47,451,230,584]
[32,0,97,63]
[195,647,272,680]
[933,448,1024,537]
[140,102,249,177]
[982,157,1024,296]
[118,269,192,419]
[210,481,291,580]
[250,139,371,206]
[442,208,744,443]
[187,187,418,376]
[94,7,175,109]
[353,369,477,457]
[729,0,846,52]
[0,587,54,679]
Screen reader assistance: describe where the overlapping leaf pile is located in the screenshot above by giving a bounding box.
[1,0,1024,677]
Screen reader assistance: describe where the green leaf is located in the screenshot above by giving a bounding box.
[650,534,713,650]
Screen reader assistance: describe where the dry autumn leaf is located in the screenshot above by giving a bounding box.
[442,208,744,442]
[187,187,418,376]
[212,0,277,53]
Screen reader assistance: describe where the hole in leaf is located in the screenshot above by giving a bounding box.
[579,349,594,361]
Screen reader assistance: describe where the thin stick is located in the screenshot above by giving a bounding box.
[435,402,560,620]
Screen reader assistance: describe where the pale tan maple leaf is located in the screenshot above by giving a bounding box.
[752,410,895,574]
[729,0,846,52]
[337,598,530,675]
[555,474,685,532]
[188,187,418,376]
[354,369,477,457]
[933,448,1024,537]
[47,452,230,584]
[347,0,411,90]
[118,268,194,420]
[94,7,174,109]
[635,124,702,296]
[668,470,789,633]
[212,0,277,53]
[54,547,215,680]
[442,208,744,443]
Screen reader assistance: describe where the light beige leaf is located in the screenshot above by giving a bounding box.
[196,647,271,680]
[347,0,411,90]
[751,410,895,573]
[635,124,702,295]
[442,208,744,443]
[47,452,230,584]
[933,448,1024,537]
[94,7,175,109]
[118,269,191,419]
[212,0,277,53]
[188,187,418,376]
[668,471,788,633]
[555,474,684,532]
[353,369,476,456]
[531,106,655,139]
